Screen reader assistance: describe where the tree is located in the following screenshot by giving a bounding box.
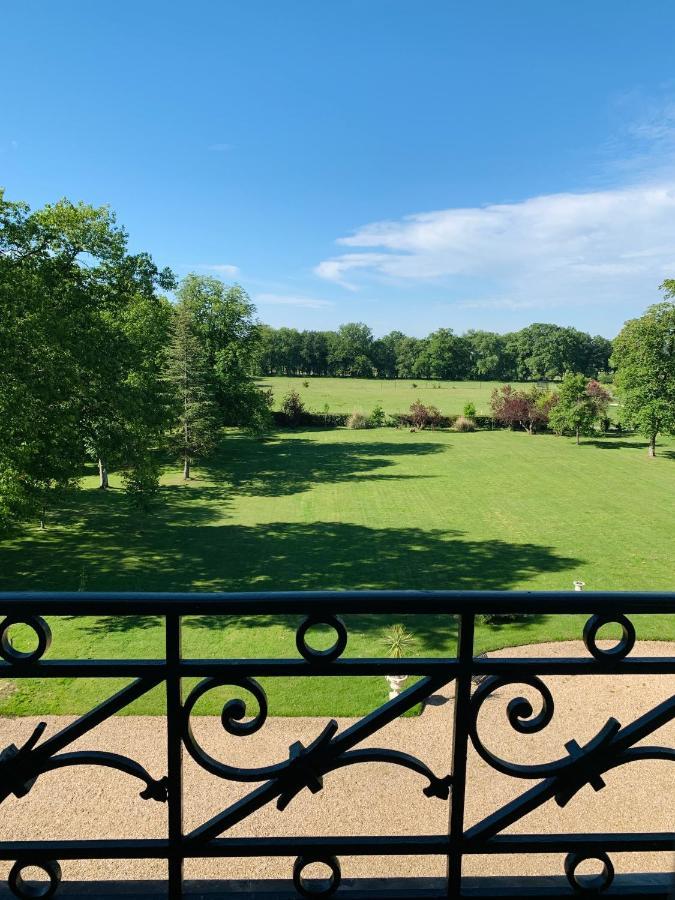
[175,275,265,429]
[490,385,554,434]
[548,373,610,444]
[165,298,219,479]
[329,323,374,376]
[422,328,471,380]
[611,298,675,457]
[0,190,174,525]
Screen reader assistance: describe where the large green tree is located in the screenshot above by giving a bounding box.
[611,297,675,457]
[0,190,173,525]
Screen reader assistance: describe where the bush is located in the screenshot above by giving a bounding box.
[454,416,476,432]
[281,390,305,426]
[302,380,310,388]
[409,400,430,429]
[463,401,476,418]
[347,410,369,429]
[369,404,386,428]
[122,458,161,513]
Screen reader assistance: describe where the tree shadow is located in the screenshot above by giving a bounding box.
[204,435,445,498]
[583,439,650,451]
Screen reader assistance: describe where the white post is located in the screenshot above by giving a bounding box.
[573,580,585,591]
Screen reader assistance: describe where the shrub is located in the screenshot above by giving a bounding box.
[454,415,476,432]
[463,401,476,418]
[427,405,442,429]
[347,410,369,429]
[281,390,305,426]
[302,380,309,388]
[381,624,415,658]
[409,400,430,429]
[411,382,418,389]
[369,403,386,428]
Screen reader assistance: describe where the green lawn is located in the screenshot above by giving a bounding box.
[258,376,550,416]
[0,427,673,716]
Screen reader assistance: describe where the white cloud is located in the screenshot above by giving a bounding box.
[315,182,675,308]
[256,292,334,309]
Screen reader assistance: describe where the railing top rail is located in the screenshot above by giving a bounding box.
[0,589,673,615]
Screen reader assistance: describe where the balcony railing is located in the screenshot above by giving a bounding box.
[0,591,673,899]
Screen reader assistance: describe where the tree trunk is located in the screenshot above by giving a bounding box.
[649,435,656,458]
[39,506,46,530]
[183,455,191,480]
[98,458,109,489]
[576,426,580,445]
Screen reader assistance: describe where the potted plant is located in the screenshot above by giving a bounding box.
[382,624,415,699]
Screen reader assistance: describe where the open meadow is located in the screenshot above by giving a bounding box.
[257,376,554,416]
[0,426,673,717]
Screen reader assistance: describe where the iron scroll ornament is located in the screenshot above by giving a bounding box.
[182,671,454,844]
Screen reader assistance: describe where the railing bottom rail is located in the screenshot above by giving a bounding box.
[0,874,672,899]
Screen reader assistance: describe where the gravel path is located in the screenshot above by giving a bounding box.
[0,640,672,886]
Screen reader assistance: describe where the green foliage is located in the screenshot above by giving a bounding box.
[611,298,675,456]
[0,189,173,525]
[257,321,612,381]
[369,403,386,427]
[381,624,416,659]
[281,390,306,425]
[548,373,610,443]
[165,297,220,477]
[463,401,477,418]
[122,457,161,513]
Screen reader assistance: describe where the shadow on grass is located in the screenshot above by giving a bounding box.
[201,435,446,498]
[1,433,581,649]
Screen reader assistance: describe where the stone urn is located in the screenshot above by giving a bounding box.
[385,674,408,700]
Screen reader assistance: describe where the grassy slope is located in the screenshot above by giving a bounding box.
[257,376,546,416]
[0,428,673,716]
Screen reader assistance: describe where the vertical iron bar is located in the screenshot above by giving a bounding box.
[166,613,183,898]
[447,612,475,898]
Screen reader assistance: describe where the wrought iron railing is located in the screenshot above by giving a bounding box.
[0,591,673,899]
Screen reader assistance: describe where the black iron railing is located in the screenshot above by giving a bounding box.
[0,591,673,899]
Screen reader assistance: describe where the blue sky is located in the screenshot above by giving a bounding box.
[4,1,675,337]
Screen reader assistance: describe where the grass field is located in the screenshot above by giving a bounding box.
[257,376,547,416]
[0,426,673,717]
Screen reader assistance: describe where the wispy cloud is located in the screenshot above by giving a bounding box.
[315,182,675,308]
[256,292,334,309]
[194,263,240,276]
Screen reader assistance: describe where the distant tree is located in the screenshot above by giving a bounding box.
[465,330,511,379]
[165,298,219,479]
[490,385,554,434]
[611,298,675,457]
[176,275,265,429]
[548,373,610,444]
[422,328,471,379]
[330,323,374,376]
[463,401,477,418]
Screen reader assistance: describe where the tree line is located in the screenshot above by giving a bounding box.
[258,321,613,381]
[0,191,266,528]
